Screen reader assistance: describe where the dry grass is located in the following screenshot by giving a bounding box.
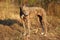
[0,1,60,40]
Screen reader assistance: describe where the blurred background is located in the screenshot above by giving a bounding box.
[0,0,60,40]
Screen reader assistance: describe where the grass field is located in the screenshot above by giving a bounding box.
[0,1,60,40]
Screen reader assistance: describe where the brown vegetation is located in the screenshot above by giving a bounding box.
[0,0,60,40]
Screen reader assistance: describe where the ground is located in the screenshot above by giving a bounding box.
[0,15,60,40]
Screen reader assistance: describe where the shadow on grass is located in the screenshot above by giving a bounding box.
[0,19,23,26]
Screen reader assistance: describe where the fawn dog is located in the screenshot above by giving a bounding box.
[20,6,47,36]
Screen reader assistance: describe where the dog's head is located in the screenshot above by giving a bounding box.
[22,6,30,15]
